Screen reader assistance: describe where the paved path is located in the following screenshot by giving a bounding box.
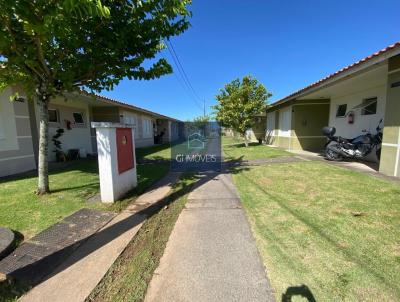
[223,155,305,168]
[145,172,275,302]
[0,209,116,283]
[19,172,181,302]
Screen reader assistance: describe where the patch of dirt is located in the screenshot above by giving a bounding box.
[259,177,274,186]
[337,240,349,248]
[393,245,400,257]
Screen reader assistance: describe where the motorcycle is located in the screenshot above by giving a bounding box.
[322,119,383,161]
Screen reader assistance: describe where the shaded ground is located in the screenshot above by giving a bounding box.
[232,161,400,301]
[0,209,116,284]
[86,173,197,302]
[145,172,274,302]
[0,159,169,240]
[136,143,171,163]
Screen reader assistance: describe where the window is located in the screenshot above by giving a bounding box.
[124,115,135,125]
[48,109,59,123]
[336,104,347,117]
[142,118,153,138]
[122,112,137,136]
[279,109,291,137]
[361,98,377,115]
[73,112,84,124]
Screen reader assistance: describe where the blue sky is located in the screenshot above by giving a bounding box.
[101,0,400,121]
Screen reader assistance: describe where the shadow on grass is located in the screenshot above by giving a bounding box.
[0,158,99,185]
[136,156,171,164]
[225,142,260,148]
[282,284,316,302]
[237,170,400,296]
[0,141,172,185]
[135,143,171,161]
[0,172,214,301]
[50,183,99,194]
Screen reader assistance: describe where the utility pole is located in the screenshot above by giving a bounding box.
[203,99,206,118]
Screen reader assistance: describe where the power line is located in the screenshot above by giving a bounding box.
[165,40,202,109]
[170,63,203,111]
[168,40,202,104]
[164,40,203,112]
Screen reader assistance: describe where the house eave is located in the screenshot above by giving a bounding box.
[269,41,400,110]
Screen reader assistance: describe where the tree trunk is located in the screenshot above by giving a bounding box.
[37,96,50,195]
[243,132,249,147]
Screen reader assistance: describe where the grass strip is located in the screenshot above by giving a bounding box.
[86,173,197,302]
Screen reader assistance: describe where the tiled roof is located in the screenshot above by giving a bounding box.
[270,41,400,108]
[80,90,181,122]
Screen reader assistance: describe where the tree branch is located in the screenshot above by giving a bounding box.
[34,35,52,78]
[0,14,46,81]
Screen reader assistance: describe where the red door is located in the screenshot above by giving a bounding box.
[116,128,134,174]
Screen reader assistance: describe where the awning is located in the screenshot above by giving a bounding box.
[351,98,376,111]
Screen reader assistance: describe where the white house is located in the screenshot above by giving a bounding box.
[0,88,181,178]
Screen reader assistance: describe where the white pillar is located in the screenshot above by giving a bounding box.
[91,122,137,203]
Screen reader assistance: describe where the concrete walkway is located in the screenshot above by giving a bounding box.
[145,172,275,302]
[19,172,181,302]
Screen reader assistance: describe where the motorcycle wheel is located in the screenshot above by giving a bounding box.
[325,148,343,161]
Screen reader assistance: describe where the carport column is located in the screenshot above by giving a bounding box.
[91,122,137,203]
[379,56,400,177]
[168,120,172,142]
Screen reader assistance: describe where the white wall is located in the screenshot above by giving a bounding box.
[35,95,93,161]
[94,125,137,202]
[329,85,386,138]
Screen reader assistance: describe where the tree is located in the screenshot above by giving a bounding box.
[0,0,191,194]
[213,76,271,147]
[192,114,210,124]
[187,114,211,136]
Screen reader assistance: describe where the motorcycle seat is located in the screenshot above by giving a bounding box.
[335,136,353,144]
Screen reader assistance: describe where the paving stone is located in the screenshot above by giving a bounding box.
[19,171,179,302]
[0,208,116,284]
[0,242,68,283]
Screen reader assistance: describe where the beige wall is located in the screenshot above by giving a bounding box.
[291,102,330,151]
[0,88,36,177]
[266,101,329,151]
[119,109,155,148]
[266,106,292,149]
[380,65,400,177]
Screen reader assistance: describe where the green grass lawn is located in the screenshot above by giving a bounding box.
[222,137,292,161]
[221,135,245,146]
[0,159,169,240]
[136,143,171,161]
[232,161,400,301]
